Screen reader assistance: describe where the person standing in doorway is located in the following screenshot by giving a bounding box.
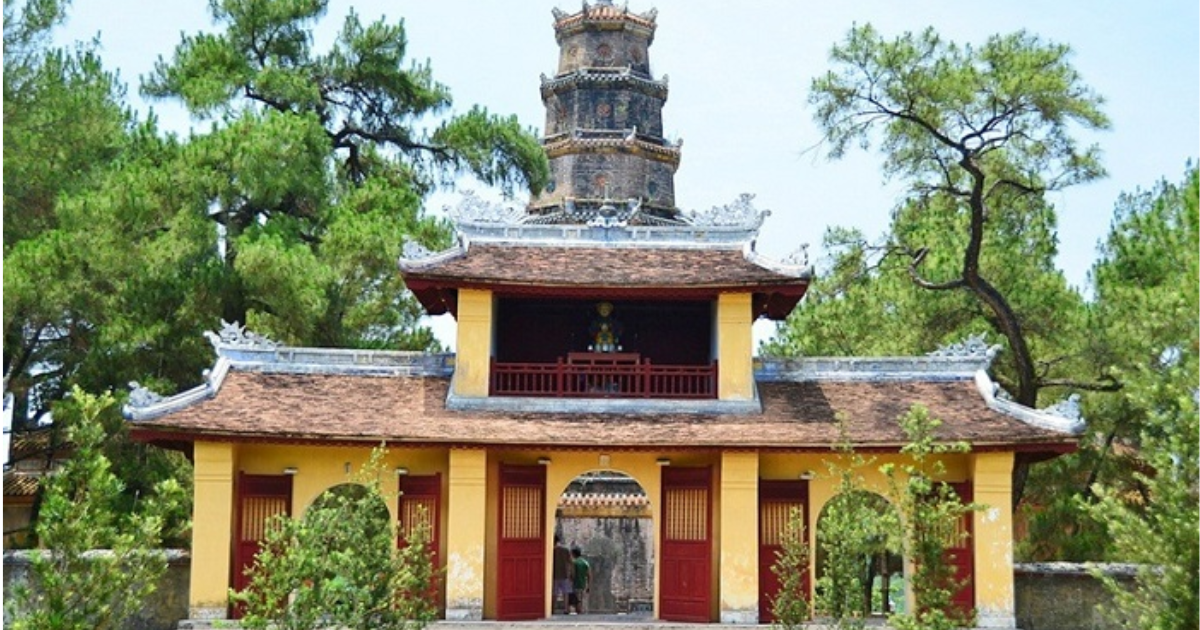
[568,547,590,614]
[552,536,574,614]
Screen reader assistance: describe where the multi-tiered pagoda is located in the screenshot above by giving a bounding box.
[126,3,1082,627]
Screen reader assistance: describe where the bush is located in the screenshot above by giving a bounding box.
[4,388,187,630]
[231,447,437,630]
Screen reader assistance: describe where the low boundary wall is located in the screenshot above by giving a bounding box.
[1014,562,1139,630]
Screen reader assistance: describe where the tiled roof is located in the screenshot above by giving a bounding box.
[129,372,1075,451]
[401,244,806,290]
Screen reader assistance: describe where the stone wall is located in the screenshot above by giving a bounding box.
[557,516,654,613]
[1014,563,1139,630]
[3,549,190,630]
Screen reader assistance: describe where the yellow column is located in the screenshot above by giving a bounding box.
[445,448,488,620]
[717,292,754,401]
[189,442,235,620]
[454,288,494,397]
[719,451,759,623]
[972,452,1016,628]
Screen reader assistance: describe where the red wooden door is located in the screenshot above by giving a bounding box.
[660,466,712,622]
[758,479,810,623]
[232,473,292,618]
[399,474,442,612]
[945,481,975,619]
[497,464,546,620]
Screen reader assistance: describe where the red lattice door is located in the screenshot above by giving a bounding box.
[497,464,546,620]
[232,473,292,618]
[660,466,712,622]
[945,481,975,619]
[758,479,810,623]
[399,473,442,611]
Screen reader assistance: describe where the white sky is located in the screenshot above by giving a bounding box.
[55,0,1199,348]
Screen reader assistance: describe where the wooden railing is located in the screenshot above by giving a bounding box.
[490,353,717,399]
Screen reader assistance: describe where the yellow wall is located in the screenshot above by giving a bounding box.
[233,443,449,522]
[716,292,753,401]
[446,448,488,619]
[761,450,972,611]
[455,288,493,397]
[972,452,1015,624]
[190,442,235,619]
[190,441,1015,623]
[718,451,759,623]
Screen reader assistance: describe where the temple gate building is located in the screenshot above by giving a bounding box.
[125,2,1082,627]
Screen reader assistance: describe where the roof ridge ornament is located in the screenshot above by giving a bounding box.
[401,240,435,260]
[1040,393,1083,421]
[446,191,525,224]
[687,193,769,228]
[928,333,1000,360]
[127,381,164,407]
[782,243,810,269]
[204,320,279,350]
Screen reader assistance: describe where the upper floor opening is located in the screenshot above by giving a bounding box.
[491,297,717,399]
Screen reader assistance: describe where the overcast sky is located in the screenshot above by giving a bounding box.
[55,0,1199,346]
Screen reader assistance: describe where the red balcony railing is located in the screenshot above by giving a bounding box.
[490,353,717,399]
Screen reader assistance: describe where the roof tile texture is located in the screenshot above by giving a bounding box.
[403,245,802,289]
[132,372,1071,449]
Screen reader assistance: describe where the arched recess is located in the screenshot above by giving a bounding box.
[815,490,905,619]
[554,470,655,618]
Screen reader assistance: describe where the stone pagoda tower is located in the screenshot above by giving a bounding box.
[529,0,683,225]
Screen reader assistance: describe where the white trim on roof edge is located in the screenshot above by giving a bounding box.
[974,370,1086,435]
[125,339,1083,435]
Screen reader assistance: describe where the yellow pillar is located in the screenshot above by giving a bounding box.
[717,292,754,401]
[972,452,1016,628]
[445,448,488,620]
[454,288,494,397]
[189,442,235,620]
[719,451,759,623]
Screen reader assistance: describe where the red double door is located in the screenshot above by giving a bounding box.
[497,464,547,620]
[945,481,975,618]
[232,474,293,619]
[496,464,717,622]
[758,480,810,623]
[660,466,713,622]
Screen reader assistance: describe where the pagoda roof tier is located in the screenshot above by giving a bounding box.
[543,131,681,164]
[552,2,658,42]
[401,242,809,319]
[124,329,1082,454]
[540,68,667,99]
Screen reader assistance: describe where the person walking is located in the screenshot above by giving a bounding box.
[568,547,590,615]
[552,536,574,614]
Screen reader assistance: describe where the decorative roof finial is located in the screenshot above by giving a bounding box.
[928,333,1000,360]
[203,320,279,350]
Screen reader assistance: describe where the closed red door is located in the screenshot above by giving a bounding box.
[660,466,712,622]
[945,481,975,618]
[399,474,442,613]
[232,473,292,618]
[758,480,810,623]
[497,464,546,620]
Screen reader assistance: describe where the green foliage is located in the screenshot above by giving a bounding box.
[5,388,189,630]
[232,447,437,630]
[4,0,539,542]
[882,405,977,630]
[143,0,548,196]
[1018,166,1199,562]
[800,23,1110,412]
[1083,166,1199,630]
[769,506,810,629]
[813,426,900,629]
